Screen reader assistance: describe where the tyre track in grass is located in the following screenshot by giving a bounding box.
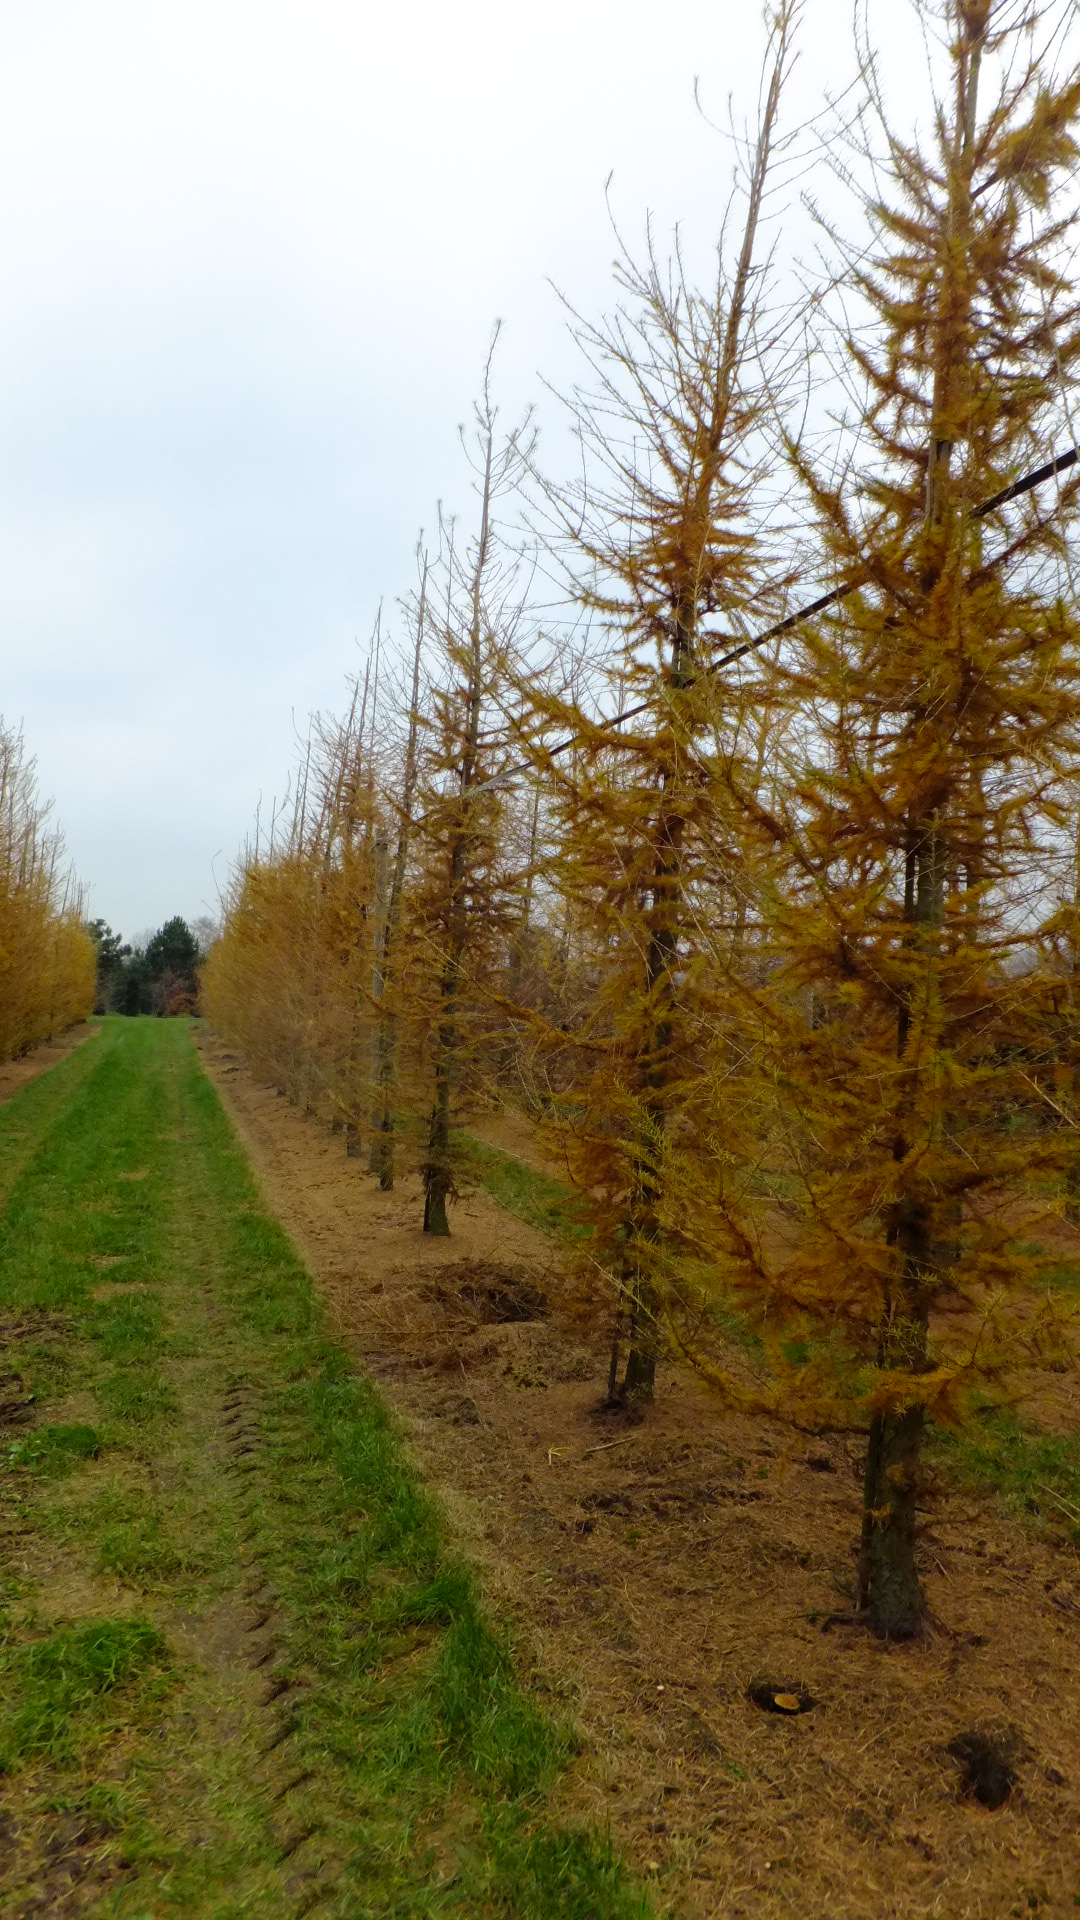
[0,1018,308,1916]
[212,1370,328,1905]
[2,1018,360,1913]
[188,1215,336,1907]
[0,1019,649,1919]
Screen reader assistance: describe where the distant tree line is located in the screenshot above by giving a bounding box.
[88,915,214,1017]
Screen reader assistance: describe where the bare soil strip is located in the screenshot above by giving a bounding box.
[198,1026,1080,1920]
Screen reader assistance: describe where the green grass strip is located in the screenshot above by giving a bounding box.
[0,1023,105,1210]
[931,1410,1080,1540]
[454,1130,592,1241]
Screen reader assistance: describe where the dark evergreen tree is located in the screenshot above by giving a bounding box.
[87,920,132,1014]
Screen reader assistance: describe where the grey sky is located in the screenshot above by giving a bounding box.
[2,2,933,937]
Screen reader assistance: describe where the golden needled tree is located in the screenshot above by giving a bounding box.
[405,346,534,1235]
[203,670,383,1129]
[708,0,1080,1637]
[519,2,799,1403]
[0,721,94,1060]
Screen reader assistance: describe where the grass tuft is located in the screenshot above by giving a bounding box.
[485,1816,655,1919]
[90,1292,165,1358]
[6,1424,101,1477]
[436,1604,571,1796]
[96,1493,185,1588]
[0,1618,169,1771]
[96,1361,174,1425]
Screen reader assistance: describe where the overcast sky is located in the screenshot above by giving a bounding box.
[0,1,972,936]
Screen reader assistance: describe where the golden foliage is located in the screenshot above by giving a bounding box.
[0,722,94,1060]
[201,0,1080,1638]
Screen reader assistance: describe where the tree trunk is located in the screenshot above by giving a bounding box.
[614,766,685,1402]
[369,1052,395,1186]
[369,560,426,1191]
[367,831,391,1179]
[620,1308,657,1399]
[858,1402,927,1638]
[1066,1155,1080,1223]
[861,819,941,1636]
[857,6,988,1632]
[423,1014,454,1235]
[1066,809,1080,1218]
[420,385,495,1236]
[423,824,467,1237]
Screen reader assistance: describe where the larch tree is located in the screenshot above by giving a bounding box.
[406,347,534,1235]
[709,0,1080,1636]
[203,682,383,1130]
[0,721,94,1060]
[521,2,799,1402]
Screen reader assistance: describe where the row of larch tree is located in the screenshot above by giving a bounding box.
[204,0,1080,1639]
[0,720,95,1061]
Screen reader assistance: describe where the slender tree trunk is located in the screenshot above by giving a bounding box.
[862,1100,934,1640]
[860,814,942,1636]
[424,977,459,1235]
[859,6,986,1634]
[859,1400,927,1638]
[507,784,540,1005]
[1066,808,1080,1219]
[619,1300,658,1398]
[611,773,685,1403]
[364,831,391,1164]
[422,411,492,1235]
[859,817,943,1634]
[607,25,790,1403]
[369,562,426,1188]
[424,824,468,1234]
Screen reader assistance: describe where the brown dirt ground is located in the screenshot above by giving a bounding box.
[197,1030,1080,1920]
[0,1024,98,1106]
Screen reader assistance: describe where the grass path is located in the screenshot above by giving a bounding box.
[0,1018,648,1920]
